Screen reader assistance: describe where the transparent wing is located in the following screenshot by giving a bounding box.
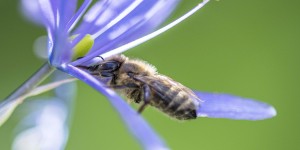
[134,75,200,104]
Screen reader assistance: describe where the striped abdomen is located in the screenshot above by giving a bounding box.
[146,78,198,120]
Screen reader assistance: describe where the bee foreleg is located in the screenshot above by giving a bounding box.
[137,84,151,114]
[76,65,100,75]
[90,73,100,76]
[106,83,139,89]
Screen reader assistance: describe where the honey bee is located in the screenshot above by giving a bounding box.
[78,55,201,120]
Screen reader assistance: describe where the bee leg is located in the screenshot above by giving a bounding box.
[90,73,100,76]
[76,65,89,69]
[137,85,151,114]
[106,83,139,89]
[111,75,117,85]
[76,65,100,73]
[76,65,100,76]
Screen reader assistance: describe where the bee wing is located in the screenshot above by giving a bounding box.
[161,75,201,101]
[160,75,203,107]
[134,75,201,104]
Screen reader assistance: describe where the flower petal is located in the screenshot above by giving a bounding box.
[73,0,134,35]
[72,0,210,65]
[57,0,78,28]
[35,0,77,29]
[12,71,76,150]
[64,65,169,150]
[24,0,78,66]
[66,0,92,32]
[20,0,44,25]
[20,0,57,57]
[0,100,19,127]
[72,0,180,54]
[92,0,180,49]
[195,91,277,120]
[0,77,76,127]
[48,25,72,66]
[12,98,69,150]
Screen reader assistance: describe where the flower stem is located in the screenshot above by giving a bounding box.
[4,62,55,102]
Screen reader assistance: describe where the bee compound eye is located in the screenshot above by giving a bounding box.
[100,61,120,71]
[100,71,114,77]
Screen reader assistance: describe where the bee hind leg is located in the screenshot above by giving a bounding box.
[137,84,151,114]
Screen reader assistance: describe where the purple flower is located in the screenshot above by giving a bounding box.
[12,72,75,150]
[0,0,276,149]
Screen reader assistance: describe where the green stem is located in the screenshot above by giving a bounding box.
[2,62,55,104]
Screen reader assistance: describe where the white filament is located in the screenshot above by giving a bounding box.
[101,0,210,59]
[92,0,143,39]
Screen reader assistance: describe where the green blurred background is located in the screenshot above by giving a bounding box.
[0,0,299,150]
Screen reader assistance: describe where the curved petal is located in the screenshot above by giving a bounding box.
[66,0,92,32]
[20,0,44,25]
[57,0,78,28]
[195,91,277,120]
[22,0,78,66]
[32,0,78,30]
[73,0,135,35]
[49,30,71,66]
[12,99,69,150]
[0,76,75,127]
[46,0,78,66]
[64,65,169,150]
[72,0,180,54]
[20,0,56,60]
[0,99,19,127]
[12,71,76,150]
[72,0,210,66]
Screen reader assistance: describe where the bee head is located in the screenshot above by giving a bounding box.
[97,60,121,77]
[97,55,127,77]
[120,59,157,77]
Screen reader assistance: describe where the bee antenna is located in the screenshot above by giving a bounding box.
[96,56,104,61]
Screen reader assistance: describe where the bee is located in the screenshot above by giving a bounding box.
[78,55,201,120]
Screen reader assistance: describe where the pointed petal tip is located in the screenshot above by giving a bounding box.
[245,101,277,121]
[270,106,277,117]
[146,147,169,150]
[263,105,277,119]
[245,103,277,121]
[247,102,277,121]
[195,92,277,121]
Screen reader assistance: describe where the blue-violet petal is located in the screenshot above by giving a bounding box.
[195,91,277,120]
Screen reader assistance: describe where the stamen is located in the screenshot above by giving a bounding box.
[99,0,210,58]
[68,1,111,50]
[92,0,143,39]
[73,0,111,34]
[66,0,92,32]
[71,0,210,65]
